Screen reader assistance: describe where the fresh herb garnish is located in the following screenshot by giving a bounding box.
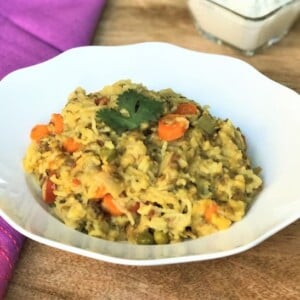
[96,89,164,133]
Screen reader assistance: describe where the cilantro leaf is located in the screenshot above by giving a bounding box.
[96,89,164,133]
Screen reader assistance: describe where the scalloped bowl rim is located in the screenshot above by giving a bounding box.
[0,42,299,266]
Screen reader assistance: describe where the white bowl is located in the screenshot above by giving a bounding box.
[0,43,299,266]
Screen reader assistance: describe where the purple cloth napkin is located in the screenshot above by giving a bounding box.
[0,0,106,297]
[0,219,25,298]
[0,0,106,79]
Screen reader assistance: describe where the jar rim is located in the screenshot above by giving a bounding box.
[205,0,297,19]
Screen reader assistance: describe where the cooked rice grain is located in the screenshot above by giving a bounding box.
[23,80,263,244]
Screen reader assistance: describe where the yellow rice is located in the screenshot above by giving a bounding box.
[23,80,263,244]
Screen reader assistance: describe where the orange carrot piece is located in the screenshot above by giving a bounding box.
[50,113,64,134]
[204,202,218,222]
[157,114,189,141]
[102,194,123,216]
[30,124,49,141]
[72,178,81,186]
[175,103,198,115]
[63,137,81,153]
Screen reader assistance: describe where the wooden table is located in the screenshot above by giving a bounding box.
[6,1,300,299]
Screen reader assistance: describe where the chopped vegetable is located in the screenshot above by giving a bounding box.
[157,114,189,141]
[198,114,216,135]
[99,148,117,163]
[30,124,49,141]
[50,113,64,134]
[175,102,198,115]
[42,178,56,203]
[136,230,155,245]
[101,194,123,216]
[94,96,109,106]
[63,138,81,153]
[97,89,164,133]
[153,230,169,244]
[204,202,218,222]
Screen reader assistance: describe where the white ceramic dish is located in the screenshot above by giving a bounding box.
[0,43,299,266]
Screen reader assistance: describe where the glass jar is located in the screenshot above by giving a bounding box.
[188,0,300,55]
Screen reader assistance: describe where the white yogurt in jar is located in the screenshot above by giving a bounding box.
[209,0,298,18]
[188,0,300,54]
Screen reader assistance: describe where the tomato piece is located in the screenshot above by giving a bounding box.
[42,178,56,203]
[175,102,198,115]
[129,202,140,213]
[94,96,109,106]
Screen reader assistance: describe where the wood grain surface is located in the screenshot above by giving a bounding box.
[5,1,300,299]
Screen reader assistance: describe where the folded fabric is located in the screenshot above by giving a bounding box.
[0,0,106,79]
[0,219,25,298]
[0,0,106,297]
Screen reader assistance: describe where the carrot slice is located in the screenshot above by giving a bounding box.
[157,114,189,141]
[50,113,64,134]
[63,137,81,153]
[30,124,49,141]
[204,202,218,222]
[175,103,198,115]
[102,194,123,216]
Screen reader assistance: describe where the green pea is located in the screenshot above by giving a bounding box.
[99,148,117,162]
[100,221,110,234]
[154,230,169,244]
[136,230,155,245]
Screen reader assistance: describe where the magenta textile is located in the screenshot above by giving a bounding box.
[0,0,106,79]
[0,0,106,297]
